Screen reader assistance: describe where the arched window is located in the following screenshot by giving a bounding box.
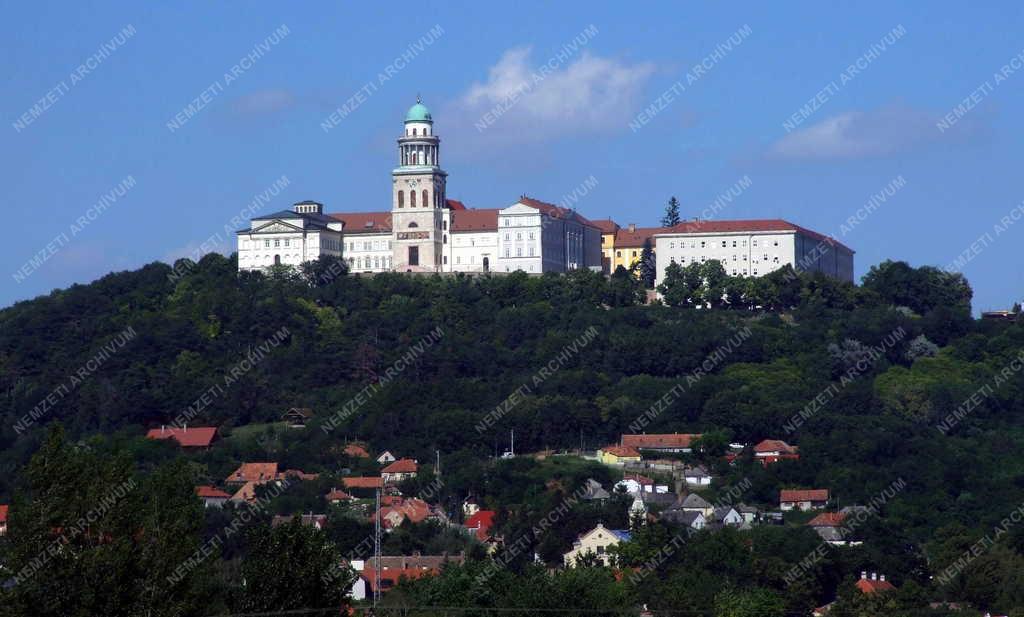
[411,191,416,207]
[422,190,428,209]
[408,221,418,228]
[274,255,281,265]
[398,190,404,208]
[413,128,417,136]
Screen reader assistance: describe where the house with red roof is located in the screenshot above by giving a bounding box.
[195,485,231,508]
[0,504,8,536]
[753,439,800,466]
[326,489,354,505]
[780,489,829,511]
[621,433,702,454]
[146,425,218,449]
[464,510,496,542]
[855,572,896,593]
[360,554,465,593]
[226,462,279,485]
[381,458,418,484]
[343,443,370,458]
[597,445,641,465]
[373,497,435,530]
[343,476,384,491]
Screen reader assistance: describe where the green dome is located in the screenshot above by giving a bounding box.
[405,99,432,123]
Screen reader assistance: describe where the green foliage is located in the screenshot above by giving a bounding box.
[661,196,681,227]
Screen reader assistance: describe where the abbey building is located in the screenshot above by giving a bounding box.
[236,98,602,274]
[236,97,853,283]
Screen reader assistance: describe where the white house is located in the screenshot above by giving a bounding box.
[780,489,829,511]
[563,523,631,567]
[683,465,712,486]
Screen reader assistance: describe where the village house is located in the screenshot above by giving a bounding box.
[373,497,435,530]
[343,476,384,491]
[376,450,398,465]
[344,443,371,458]
[231,481,259,504]
[581,478,611,501]
[683,465,712,486]
[678,493,714,517]
[807,511,860,545]
[780,489,829,511]
[195,485,231,508]
[360,554,465,594]
[326,489,354,505]
[753,439,800,465]
[0,504,8,536]
[711,506,744,527]
[146,425,218,449]
[598,444,642,465]
[281,407,314,428]
[855,571,896,593]
[660,507,706,530]
[464,509,496,542]
[381,458,418,484]
[226,462,279,485]
[615,473,669,495]
[563,523,631,567]
[620,433,702,454]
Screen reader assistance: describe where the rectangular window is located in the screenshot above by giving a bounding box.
[274,239,280,248]
[264,239,270,248]
[505,248,510,257]
[721,241,726,247]
[284,239,290,247]
[528,246,534,256]
[456,256,461,264]
[408,246,419,266]
[701,241,706,248]
[732,240,737,247]
[516,247,522,257]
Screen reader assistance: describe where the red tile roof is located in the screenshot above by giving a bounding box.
[231,481,258,503]
[659,219,853,253]
[808,512,846,527]
[600,445,641,458]
[445,199,467,211]
[0,504,8,523]
[465,510,496,541]
[330,211,392,234]
[754,439,798,454]
[593,219,620,234]
[450,208,500,232]
[326,489,353,502]
[614,227,667,248]
[621,433,702,449]
[622,473,654,485]
[362,555,465,593]
[146,426,217,448]
[382,458,418,474]
[195,485,231,499]
[517,196,601,230]
[344,444,370,458]
[780,489,829,503]
[375,497,433,528]
[856,577,896,593]
[227,462,279,484]
[343,476,384,489]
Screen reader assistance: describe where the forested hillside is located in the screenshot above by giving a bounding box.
[2,254,1024,616]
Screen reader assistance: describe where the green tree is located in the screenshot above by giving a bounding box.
[239,518,352,612]
[714,587,786,617]
[661,196,682,227]
[636,238,657,289]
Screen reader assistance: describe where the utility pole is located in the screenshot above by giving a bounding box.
[510,428,515,456]
[435,449,441,476]
[373,488,381,607]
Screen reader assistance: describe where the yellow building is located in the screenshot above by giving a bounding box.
[594,219,670,276]
[593,219,620,274]
[598,444,642,465]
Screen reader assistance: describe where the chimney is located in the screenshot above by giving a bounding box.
[861,571,867,580]
[161,425,165,434]
[880,574,886,582]
[628,223,636,232]
[871,573,877,581]
[183,423,187,432]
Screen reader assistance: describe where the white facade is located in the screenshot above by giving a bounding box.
[345,233,392,273]
[237,205,343,271]
[653,224,854,289]
[448,231,497,273]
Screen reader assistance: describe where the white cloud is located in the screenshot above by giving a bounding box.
[768,106,965,160]
[230,89,296,116]
[451,46,655,143]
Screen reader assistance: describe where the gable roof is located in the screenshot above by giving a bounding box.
[146,426,217,448]
[780,489,829,503]
[808,512,847,527]
[856,577,896,593]
[228,462,279,484]
[329,211,392,234]
[621,433,701,449]
[614,227,666,248]
[464,510,497,541]
[754,439,798,454]
[344,444,371,458]
[516,196,600,230]
[621,473,654,485]
[592,219,620,234]
[681,494,712,509]
[326,489,354,502]
[382,458,418,474]
[195,485,231,499]
[231,481,258,503]
[343,476,384,489]
[283,407,314,419]
[450,208,500,232]
[601,445,641,458]
[657,219,853,253]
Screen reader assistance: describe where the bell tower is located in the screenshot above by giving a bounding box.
[392,96,447,272]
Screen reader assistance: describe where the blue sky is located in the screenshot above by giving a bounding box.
[3,1,1023,311]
